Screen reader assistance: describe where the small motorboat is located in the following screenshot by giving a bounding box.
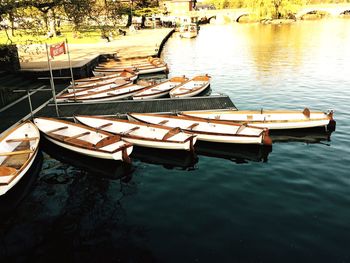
[179,108,336,131]
[127,113,272,146]
[169,75,211,98]
[179,23,198,38]
[0,121,40,196]
[133,76,189,100]
[34,117,133,162]
[74,115,197,151]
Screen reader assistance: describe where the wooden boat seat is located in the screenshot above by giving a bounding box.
[1,141,31,169]
[95,135,121,149]
[0,166,17,177]
[186,123,199,130]
[47,126,68,134]
[162,127,182,140]
[6,137,39,143]
[121,126,140,135]
[64,132,90,142]
[158,120,169,125]
[96,123,113,130]
[235,124,247,134]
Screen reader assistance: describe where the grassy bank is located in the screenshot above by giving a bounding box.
[0,26,125,45]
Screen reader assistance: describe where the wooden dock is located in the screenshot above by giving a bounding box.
[35,95,237,119]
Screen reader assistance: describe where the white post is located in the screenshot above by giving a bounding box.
[45,43,59,117]
[65,38,76,101]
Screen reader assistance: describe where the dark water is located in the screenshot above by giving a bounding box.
[1,20,350,262]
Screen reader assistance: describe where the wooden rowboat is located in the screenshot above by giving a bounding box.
[97,57,163,68]
[71,70,138,85]
[169,75,211,98]
[93,63,169,76]
[60,83,146,102]
[133,76,189,100]
[179,108,336,131]
[58,80,132,101]
[75,116,197,151]
[127,113,272,146]
[34,117,133,162]
[0,121,40,196]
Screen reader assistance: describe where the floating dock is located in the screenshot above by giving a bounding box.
[35,95,237,119]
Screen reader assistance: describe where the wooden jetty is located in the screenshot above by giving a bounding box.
[35,95,237,119]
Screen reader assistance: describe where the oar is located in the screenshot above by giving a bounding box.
[0,150,34,156]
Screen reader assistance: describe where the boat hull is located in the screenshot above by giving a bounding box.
[181,110,335,130]
[43,135,132,160]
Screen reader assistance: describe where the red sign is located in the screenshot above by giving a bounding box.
[50,42,66,59]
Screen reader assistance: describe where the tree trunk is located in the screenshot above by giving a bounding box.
[127,14,132,27]
[9,12,15,37]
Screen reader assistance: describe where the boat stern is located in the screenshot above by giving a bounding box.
[262,128,273,146]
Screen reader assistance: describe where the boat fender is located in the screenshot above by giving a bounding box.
[262,129,272,146]
[303,108,310,118]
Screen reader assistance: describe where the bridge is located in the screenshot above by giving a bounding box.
[295,4,350,19]
[189,4,350,23]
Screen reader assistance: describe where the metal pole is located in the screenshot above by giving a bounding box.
[27,89,33,119]
[45,43,60,117]
[65,38,76,101]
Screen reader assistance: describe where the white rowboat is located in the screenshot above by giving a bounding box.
[133,76,189,100]
[127,113,272,145]
[59,80,132,100]
[34,118,133,162]
[179,108,336,131]
[75,116,197,151]
[58,83,146,102]
[170,75,211,98]
[71,70,138,85]
[0,121,40,196]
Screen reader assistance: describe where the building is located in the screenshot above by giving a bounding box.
[160,0,197,14]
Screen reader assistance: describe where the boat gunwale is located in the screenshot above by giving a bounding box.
[127,113,266,138]
[0,121,40,187]
[74,115,196,144]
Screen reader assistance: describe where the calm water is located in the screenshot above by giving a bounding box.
[1,20,350,262]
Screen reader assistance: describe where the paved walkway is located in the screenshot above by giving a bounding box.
[19,28,174,71]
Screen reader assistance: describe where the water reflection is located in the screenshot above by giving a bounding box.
[40,137,133,180]
[0,151,43,215]
[195,142,271,163]
[0,141,156,262]
[131,147,198,170]
[270,129,333,144]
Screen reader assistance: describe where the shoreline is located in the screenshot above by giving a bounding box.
[19,28,174,78]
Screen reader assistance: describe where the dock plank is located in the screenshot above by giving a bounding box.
[35,95,236,118]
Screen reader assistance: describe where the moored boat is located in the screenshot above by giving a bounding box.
[58,83,146,102]
[127,113,272,145]
[169,75,211,98]
[0,121,40,196]
[179,108,336,131]
[75,116,197,151]
[133,76,189,100]
[34,117,133,162]
[60,79,132,100]
[93,64,169,76]
[179,23,198,38]
[72,70,138,85]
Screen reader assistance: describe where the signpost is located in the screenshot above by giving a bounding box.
[45,39,76,117]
